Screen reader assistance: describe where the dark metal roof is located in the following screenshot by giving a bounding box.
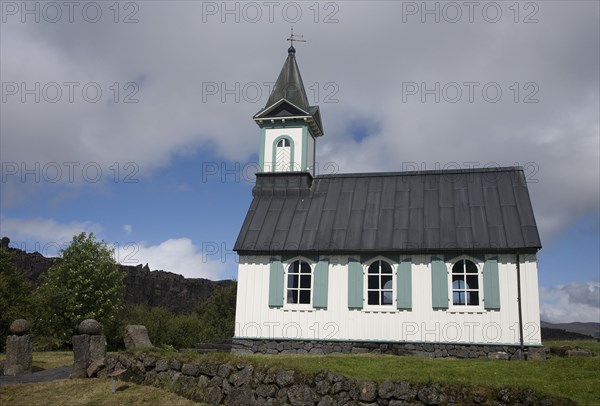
[265,47,310,111]
[254,48,324,137]
[234,167,542,254]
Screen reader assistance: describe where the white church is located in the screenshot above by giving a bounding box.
[232,43,542,358]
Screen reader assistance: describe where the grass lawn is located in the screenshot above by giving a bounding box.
[0,379,203,406]
[1,340,598,405]
[0,351,73,371]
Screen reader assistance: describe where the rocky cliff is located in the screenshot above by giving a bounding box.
[4,243,233,314]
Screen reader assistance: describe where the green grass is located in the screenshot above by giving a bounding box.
[0,351,73,371]
[134,340,600,405]
[0,379,203,406]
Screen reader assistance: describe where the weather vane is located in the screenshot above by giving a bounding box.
[287,27,306,48]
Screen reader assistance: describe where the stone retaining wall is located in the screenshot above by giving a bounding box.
[100,353,570,405]
[231,338,540,360]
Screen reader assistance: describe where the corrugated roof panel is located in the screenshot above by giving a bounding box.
[351,178,369,210]
[381,177,397,209]
[513,186,537,226]
[409,176,424,208]
[522,225,541,247]
[392,228,409,249]
[341,177,356,192]
[424,189,440,229]
[467,174,484,206]
[456,226,474,249]
[304,194,325,230]
[439,177,454,208]
[375,209,394,248]
[470,206,490,247]
[315,209,336,246]
[407,207,424,247]
[363,191,381,229]
[393,206,410,230]
[248,197,270,231]
[497,173,517,206]
[425,174,440,190]
[440,206,456,247]
[368,176,384,192]
[424,228,440,249]
[483,187,503,227]
[276,198,298,230]
[285,209,308,249]
[256,198,284,244]
[333,192,353,230]
[345,209,366,249]
[502,205,525,247]
[322,178,342,210]
[395,190,410,208]
[487,225,507,249]
[454,189,471,227]
[360,229,378,250]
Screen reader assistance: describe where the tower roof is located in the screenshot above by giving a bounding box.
[265,46,310,111]
[254,46,324,137]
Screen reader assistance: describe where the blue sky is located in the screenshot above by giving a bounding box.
[1,1,598,323]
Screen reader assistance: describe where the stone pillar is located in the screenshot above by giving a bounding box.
[71,319,107,378]
[4,319,33,376]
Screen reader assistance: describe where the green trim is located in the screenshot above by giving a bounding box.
[268,258,284,307]
[483,259,501,310]
[313,259,329,309]
[301,126,308,171]
[431,258,449,309]
[271,135,295,172]
[347,258,364,309]
[259,127,266,172]
[397,259,412,310]
[258,120,306,129]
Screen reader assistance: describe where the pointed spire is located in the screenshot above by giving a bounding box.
[264,47,310,111]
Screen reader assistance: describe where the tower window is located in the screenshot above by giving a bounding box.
[277,138,290,147]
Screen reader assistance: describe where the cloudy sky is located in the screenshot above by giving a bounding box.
[1,1,598,323]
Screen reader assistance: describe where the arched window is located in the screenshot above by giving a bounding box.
[286,260,311,305]
[367,260,393,306]
[451,259,480,306]
[275,137,291,172]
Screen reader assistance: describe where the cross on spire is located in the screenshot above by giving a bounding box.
[286,27,306,51]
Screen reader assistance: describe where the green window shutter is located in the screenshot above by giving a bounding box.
[347,258,363,309]
[268,258,284,307]
[483,258,501,310]
[396,259,412,310]
[431,258,449,309]
[313,259,329,309]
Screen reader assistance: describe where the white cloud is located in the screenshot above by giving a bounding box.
[122,224,132,234]
[540,282,600,323]
[0,216,102,255]
[115,238,227,280]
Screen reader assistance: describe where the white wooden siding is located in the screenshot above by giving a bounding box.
[235,254,541,345]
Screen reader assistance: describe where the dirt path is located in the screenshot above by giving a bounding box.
[0,365,71,385]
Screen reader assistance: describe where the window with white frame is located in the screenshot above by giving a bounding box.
[451,259,480,306]
[367,260,394,306]
[275,137,291,172]
[286,260,312,305]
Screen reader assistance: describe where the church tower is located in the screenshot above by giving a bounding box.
[254,44,323,174]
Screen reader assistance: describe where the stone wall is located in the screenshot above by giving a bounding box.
[100,353,572,405]
[232,338,537,360]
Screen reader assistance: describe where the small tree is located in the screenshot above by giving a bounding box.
[0,244,34,350]
[34,232,124,344]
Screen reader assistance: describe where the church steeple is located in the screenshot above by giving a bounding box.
[254,40,324,175]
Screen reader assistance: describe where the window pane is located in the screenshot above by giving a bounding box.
[287,290,298,304]
[299,290,310,304]
[380,261,392,274]
[382,291,393,305]
[289,261,299,274]
[453,291,465,305]
[468,291,479,305]
[452,276,465,289]
[382,276,392,289]
[466,275,478,289]
[368,262,379,274]
[368,291,379,305]
[465,260,477,273]
[300,275,311,288]
[368,275,379,289]
[300,262,311,273]
[452,261,463,274]
[288,274,298,288]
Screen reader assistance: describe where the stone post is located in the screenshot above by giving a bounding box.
[4,319,33,376]
[71,319,107,378]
